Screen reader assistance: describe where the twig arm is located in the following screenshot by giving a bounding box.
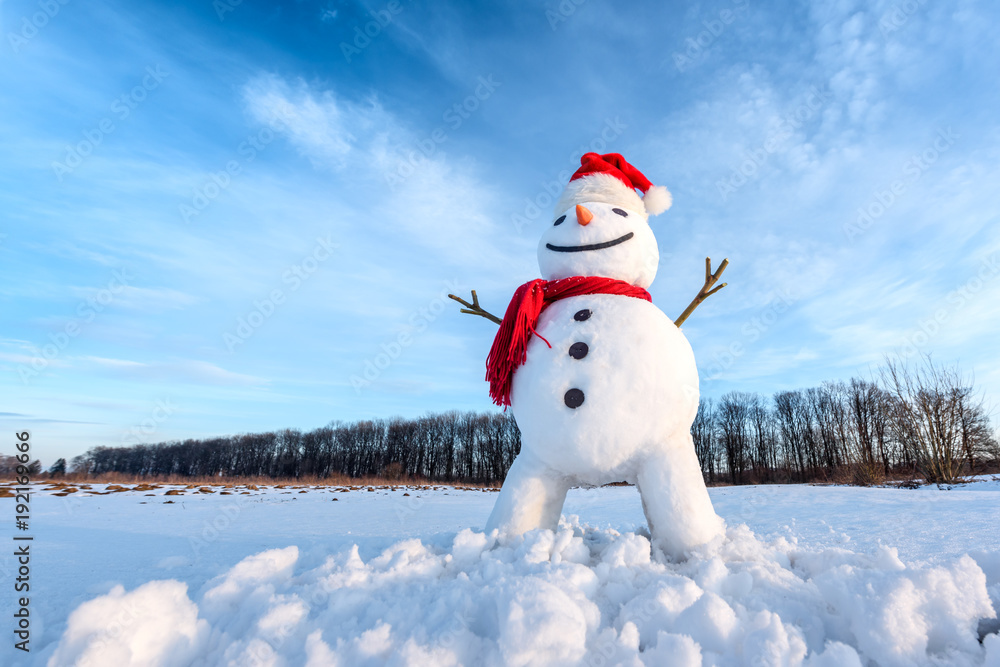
[674,257,729,327]
[449,290,502,325]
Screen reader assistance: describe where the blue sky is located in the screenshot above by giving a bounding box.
[2,0,999,466]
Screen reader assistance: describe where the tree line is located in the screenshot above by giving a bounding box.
[61,356,998,487]
[693,357,998,485]
[70,411,521,485]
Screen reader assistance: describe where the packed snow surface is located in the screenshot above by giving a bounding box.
[2,479,999,666]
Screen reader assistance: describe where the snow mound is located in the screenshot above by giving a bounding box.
[48,524,996,666]
[47,580,208,667]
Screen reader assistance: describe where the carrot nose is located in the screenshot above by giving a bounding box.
[576,204,594,226]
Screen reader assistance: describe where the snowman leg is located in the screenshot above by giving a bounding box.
[636,433,725,559]
[485,452,569,539]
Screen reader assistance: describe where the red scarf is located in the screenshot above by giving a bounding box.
[486,276,651,406]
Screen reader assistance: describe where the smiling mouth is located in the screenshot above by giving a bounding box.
[545,232,635,253]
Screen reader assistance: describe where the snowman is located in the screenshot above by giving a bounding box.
[451,153,727,559]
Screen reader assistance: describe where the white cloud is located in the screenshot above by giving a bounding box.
[0,338,73,368]
[79,356,146,368]
[634,2,1000,403]
[0,351,71,367]
[238,73,515,275]
[67,285,202,312]
[242,74,392,169]
[79,356,268,386]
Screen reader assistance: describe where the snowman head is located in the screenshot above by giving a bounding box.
[537,154,672,289]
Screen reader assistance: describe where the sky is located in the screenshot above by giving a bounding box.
[1,0,999,466]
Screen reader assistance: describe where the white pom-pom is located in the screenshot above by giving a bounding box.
[642,185,672,215]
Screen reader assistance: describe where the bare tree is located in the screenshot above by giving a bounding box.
[774,390,810,480]
[879,355,979,484]
[747,393,777,482]
[47,458,67,477]
[692,399,718,483]
[954,385,998,473]
[843,378,888,485]
[718,392,753,484]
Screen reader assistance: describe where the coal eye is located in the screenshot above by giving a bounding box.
[612,208,628,217]
[553,215,566,226]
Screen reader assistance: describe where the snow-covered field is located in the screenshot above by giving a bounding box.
[2,478,999,666]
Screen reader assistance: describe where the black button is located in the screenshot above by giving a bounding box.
[574,309,591,321]
[564,389,585,408]
[568,342,588,359]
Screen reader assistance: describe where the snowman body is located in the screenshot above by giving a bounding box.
[511,294,698,483]
[484,193,725,558]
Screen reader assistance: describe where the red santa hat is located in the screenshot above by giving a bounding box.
[554,153,672,216]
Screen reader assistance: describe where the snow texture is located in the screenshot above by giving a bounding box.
[7,479,999,666]
[48,580,208,667]
[45,521,995,667]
